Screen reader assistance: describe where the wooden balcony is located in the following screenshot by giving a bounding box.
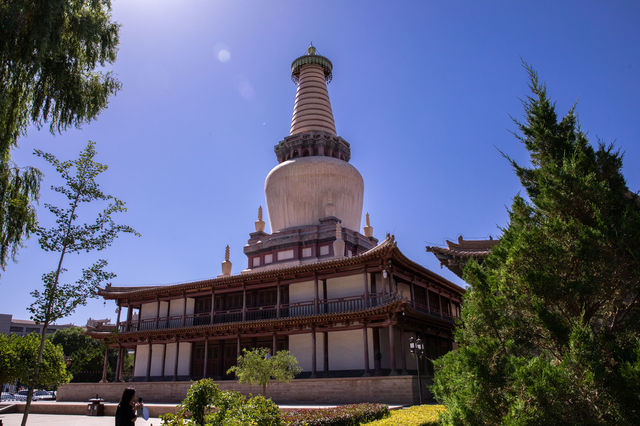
[116,292,436,333]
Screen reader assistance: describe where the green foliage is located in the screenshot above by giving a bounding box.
[0,333,70,388]
[217,394,281,426]
[159,379,283,426]
[182,379,220,426]
[227,348,301,395]
[0,333,17,384]
[0,162,41,272]
[29,141,139,326]
[49,326,113,382]
[282,403,390,426]
[432,65,640,425]
[0,0,121,272]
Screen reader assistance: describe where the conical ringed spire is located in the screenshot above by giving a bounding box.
[290,43,337,136]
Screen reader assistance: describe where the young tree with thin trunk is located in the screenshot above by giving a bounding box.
[227,348,301,396]
[21,141,138,426]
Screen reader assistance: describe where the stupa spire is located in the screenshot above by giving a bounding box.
[290,43,336,135]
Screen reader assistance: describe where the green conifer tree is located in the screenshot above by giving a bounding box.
[432,66,640,425]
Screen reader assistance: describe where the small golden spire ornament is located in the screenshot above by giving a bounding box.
[255,205,266,233]
[363,212,373,237]
[221,245,232,276]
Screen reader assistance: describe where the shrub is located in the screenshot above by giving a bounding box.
[182,379,220,425]
[364,405,446,425]
[282,403,389,426]
[160,379,283,426]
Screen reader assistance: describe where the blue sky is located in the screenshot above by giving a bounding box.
[2,0,639,325]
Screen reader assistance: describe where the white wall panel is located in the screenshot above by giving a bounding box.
[326,274,364,299]
[289,280,315,303]
[134,344,149,377]
[164,342,177,376]
[150,344,165,376]
[178,342,192,376]
[328,329,364,371]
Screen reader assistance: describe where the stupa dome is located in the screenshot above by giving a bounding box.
[264,45,364,233]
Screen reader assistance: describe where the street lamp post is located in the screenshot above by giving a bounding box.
[409,336,424,404]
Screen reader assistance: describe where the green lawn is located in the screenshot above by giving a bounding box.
[363,404,446,425]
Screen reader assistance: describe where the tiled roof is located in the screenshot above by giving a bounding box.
[98,237,464,302]
[426,236,499,278]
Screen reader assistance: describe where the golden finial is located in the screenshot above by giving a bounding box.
[307,42,316,56]
[258,206,263,221]
[364,212,373,237]
[224,245,230,262]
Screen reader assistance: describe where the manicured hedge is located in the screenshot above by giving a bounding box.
[282,403,390,425]
[363,404,446,425]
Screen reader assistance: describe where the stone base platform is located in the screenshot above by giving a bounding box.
[58,376,432,405]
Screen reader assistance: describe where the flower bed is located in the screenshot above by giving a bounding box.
[282,403,390,425]
[363,404,446,425]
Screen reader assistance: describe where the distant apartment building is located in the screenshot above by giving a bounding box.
[0,313,73,336]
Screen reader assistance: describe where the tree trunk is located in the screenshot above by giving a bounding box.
[262,384,267,396]
[21,321,49,426]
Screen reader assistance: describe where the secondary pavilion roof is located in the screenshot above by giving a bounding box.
[426,236,500,278]
[99,236,465,305]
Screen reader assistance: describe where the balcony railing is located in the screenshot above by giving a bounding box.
[117,292,455,333]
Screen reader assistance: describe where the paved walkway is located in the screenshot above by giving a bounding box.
[0,413,161,425]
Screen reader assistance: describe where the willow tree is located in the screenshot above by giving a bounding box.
[21,141,138,426]
[432,67,640,425]
[0,0,120,273]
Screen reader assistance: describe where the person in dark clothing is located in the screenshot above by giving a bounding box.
[115,387,140,425]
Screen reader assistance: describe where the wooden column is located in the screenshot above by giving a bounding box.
[116,303,122,331]
[100,347,109,382]
[137,306,142,330]
[372,328,381,375]
[146,341,152,381]
[182,293,187,326]
[410,280,416,308]
[210,289,215,325]
[438,293,443,318]
[117,346,124,381]
[314,274,319,314]
[155,299,160,329]
[126,303,132,331]
[363,324,370,376]
[389,323,397,375]
[311,327,317,378]
[272,333,277,355]
[173,339,180,381]
[426,288,431,313]
[237,335,241,357]
[276,280,281,318]
[400,327,407,374]
[161,344,166,378]
[323,331,329,376]
[203,336,209,378]
[363,266,370,308]
[242,285,247,321]
[322,280,328,313]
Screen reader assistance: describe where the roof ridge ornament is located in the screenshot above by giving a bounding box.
[255,206,266,233]
[363,212,373,238]
[307,42,316,55]
[221,245,232,277]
